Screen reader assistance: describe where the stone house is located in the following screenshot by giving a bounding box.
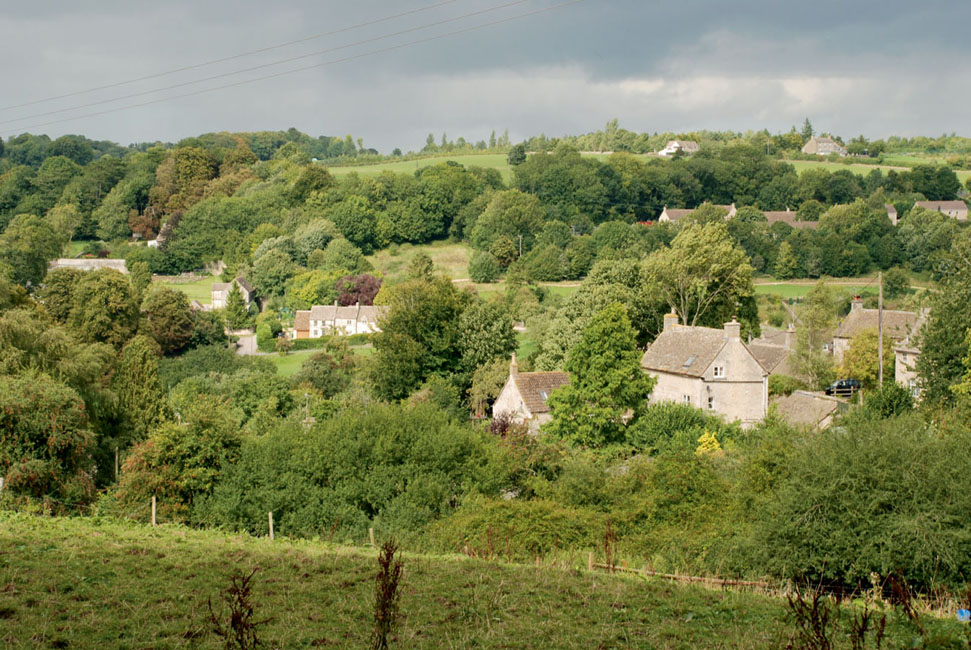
[913,200,968,221]
[762,208,820,230]
[747,324,797,376]
[658,140,700,157]
[658,203,737,223]
[290,302,387,338]
[492,355,570,433]
[831,297,922,363]
[211,278,254,310]
[641,314,768,427]
[801,136,847,156]
[885,204,898,226]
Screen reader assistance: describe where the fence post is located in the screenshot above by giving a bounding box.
[114,447,119,481]
[587,552,594,572]
[369,527,375,546]
[151,496,156,527]
[0,476,4,495]
[268,512,274,541]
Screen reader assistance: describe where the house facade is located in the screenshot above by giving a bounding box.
[914,200,968,221]
[831,298,922,363]
[658,203,737,223]
[894,336,921,399]
[801,136,847,156]
[658,140,700,157]
[641,314,768,427]
[290,302,387,338]
[492,355,570,433]
[211,278,254,310]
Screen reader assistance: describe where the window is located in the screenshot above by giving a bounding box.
[683,355,697,368]
[713,365,725,378]
[682,395,691,405]
[708,395,714,410]
[540,391,549,402]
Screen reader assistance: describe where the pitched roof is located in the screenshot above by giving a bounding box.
[294,310,310,331]
[914,200,967,213]
[833,308,920,340]
[309,305,338,321]
[235,278,254,293]
[513,371,570,414]
[762,210,819,230]
[660,208,694,221]
[641,326,730,378]
[772,391,842,429]
[357,305,387,322]
[747,342,791,374]
[211,282,231,292]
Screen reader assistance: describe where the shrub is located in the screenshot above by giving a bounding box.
[468,250,501,283]
[626,402,739,454]
[769,374,808,397]
[862,382,914,418]
[754,413,971,591]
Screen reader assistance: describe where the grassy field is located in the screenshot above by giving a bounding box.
[367,241,474,282]
[1,512,966,649]
[326,153,515,182]
[754,282,870,300]
[265,345,374,377]
[154,274,216,305]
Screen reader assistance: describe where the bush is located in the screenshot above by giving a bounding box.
[196,403,511,543]
[769,374,808,397]
[468,250,501,283]
[754,413,971,591]
[862,382,914,418]
[626,402,739,454]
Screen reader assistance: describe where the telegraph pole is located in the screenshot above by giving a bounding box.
[878,271,884,385]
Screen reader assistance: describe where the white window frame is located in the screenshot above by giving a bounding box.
[682,395,691,405]
[713,364,726,379]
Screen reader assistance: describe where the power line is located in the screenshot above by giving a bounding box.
[13,0,586,133]
[0,0,459,112]
[0,0,530,127]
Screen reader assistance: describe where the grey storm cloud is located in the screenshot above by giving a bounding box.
[2,0,970,151]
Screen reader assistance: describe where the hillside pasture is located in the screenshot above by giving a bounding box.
[153,274,216,305]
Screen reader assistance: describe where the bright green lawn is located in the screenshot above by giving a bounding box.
[326,153,514,183]
[154,275,216,304]
[266,345,374,377]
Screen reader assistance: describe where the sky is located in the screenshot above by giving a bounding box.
[1,0,969,151]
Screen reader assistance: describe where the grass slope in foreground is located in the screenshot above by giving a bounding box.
[0,513,794,649]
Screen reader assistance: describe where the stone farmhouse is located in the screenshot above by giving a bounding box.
[49,258,127,273]
[658,140,700,157]
[492,355,570,433]
[914,200,968,221]
[762,209,820,230]
[211,278,254,310]
[291,302,387,338]
[801,136,847,156]
[746,324,797,376]
[831,297,923,363]
[641,314,768,427]
[658,203,737,223]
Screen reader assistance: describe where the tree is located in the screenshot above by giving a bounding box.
[115,335,168,443]
[641,222,758,337]
[141,286,195,354]
[488,236,518,267]
[458,301,517,374]
[128,260,152,303]
[224,282,250,329]
[291,349,351,398]
[792,281,837,389]
[838,328,895,389]
[773,241,798,279]
[0,371,95,511]
[882,267,909,299]
[38,267,82,322]
[70,269,139,348]
[0,214,66,288]
[406,252,434,280]
[335,273,381,305]
[507,143,526,166]
[468,250,501,283]
[470,189,544,253]
[468,357,509,417]
[545,303,654,447]
[320,237,371,274]
[324,195,378,253]
[250,249,295,298]
[800,118,814,142]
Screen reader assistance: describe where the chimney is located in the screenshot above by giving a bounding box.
[510,353,519,376]
[784,323,796,350]
[851,296,863,312]
[724,318,741,340]
[663,311,679,332]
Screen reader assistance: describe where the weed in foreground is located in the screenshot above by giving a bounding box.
[371,538,404,650]
[208,568,272,650]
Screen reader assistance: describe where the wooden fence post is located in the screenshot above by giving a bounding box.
[268,512,274,541]
[587,551,594,572]
[114,447,119,481]
[368,527,375,546]
[151,496,156,527]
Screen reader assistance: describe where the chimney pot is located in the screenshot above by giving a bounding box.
[663,311,679,332]
[724,319,741,340]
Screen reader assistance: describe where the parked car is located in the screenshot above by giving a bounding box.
[825,378,861,396]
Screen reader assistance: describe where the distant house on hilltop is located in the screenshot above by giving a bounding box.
[658,203,737,223]
[211,278,254,310]
[492,355,570,433]
[659,140,700,157]
[914,200,968,221]
[49,258,128,274]
[801,136,847,156]
[641,313,768,427]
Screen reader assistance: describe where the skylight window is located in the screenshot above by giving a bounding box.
[540,391,549,401]
[683,355,697,368]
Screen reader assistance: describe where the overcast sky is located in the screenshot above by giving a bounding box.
[2,0,969,151]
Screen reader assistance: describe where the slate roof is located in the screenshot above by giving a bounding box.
[211,282,231,292]
[914,200,967,212]
[357,305,387,323]
[294,310,310,331]
[833,308,920,340]
[762,210,819,230]
[236,278,254,294]
[772,391,843,429]
[673,140,700,152]
[641,326,730,378]
[514,371,570,414]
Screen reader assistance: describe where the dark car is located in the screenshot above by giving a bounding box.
[825,378,861,396]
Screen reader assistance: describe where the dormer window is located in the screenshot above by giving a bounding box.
[713,365,726,378]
